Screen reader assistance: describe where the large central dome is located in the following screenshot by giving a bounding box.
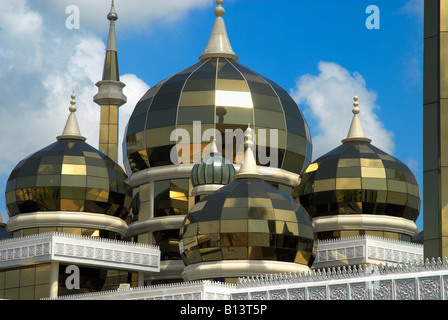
[123,2,311,177]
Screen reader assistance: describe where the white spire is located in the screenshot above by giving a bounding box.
[199,0,238,62]
[342,94,372,144]
[202,136,221,163]
[235,125,261,179]
[209,136,219,154]
[57,91,86,142]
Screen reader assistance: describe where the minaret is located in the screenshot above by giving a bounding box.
[94,0,127,163]
[423,0,448,260]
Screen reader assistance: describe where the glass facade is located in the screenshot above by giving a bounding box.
[12,227,121,240]
[0,263,138,300]
[296,141,421,222]
[99,104,120,163]
[152,229,183,261]
[124,57,312,175]
[0,224,11,240]
[316,230,412,242]
[154,179,195,218]
[179,178,315,267]
[5,139,132,219]
[423,0,448,259]
[58,264,138,296]
[0,264,51,300]
[149,179,195,260]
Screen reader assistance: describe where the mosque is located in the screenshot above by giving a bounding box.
[0,0,447,300]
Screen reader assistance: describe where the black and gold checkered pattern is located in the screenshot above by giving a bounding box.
[179,178,315,266]
[6,139,132,219]
[124,57,312,175]
[296,141,421,221]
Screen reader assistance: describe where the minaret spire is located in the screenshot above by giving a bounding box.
[342,94,372,144]
[103,0,119,79]
[57,91,86,142]
[199,0,238,62]
[94,0,127,163]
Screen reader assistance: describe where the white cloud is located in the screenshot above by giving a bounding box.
[406,158,419,175]
[292,61,394,161]
[399,0,423,19]
[0,0,209,221]
[0,0,44,73]
[28,0,211,33]
[398,0,423,88]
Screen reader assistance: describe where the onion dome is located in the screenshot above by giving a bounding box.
[124,0,312,176]
[191,138,236,195]
[5,93,132,219]
[179,126,315,273]
[296,95,421,232]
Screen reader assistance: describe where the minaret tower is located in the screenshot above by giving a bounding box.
[94,0,127,163]
[423,0,448,260]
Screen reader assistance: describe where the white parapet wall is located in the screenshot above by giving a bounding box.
[0,232,160,273]
[233,257,448,300]
[46,257,448,300]
[44,280,236,300]
[313,235,423,269]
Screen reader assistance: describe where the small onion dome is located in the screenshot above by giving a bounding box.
[179,127,315,267]
[5,93,132,219]
[296,95,421,222]
[191,139,236,192]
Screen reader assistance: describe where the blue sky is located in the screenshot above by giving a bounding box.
[0,0,424,230]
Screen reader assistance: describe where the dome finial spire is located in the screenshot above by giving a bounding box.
[199,0,239,62]
[342,93,371,144]
[352,92,360,114]
[57,91,86,142]
[235,124,261,179]
[69,90,77,112]
[215,0,225,17]
[210,135,219,154]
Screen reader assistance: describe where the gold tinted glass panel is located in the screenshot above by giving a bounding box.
[316,229,412,241]
[125,57,312,174]
[5,140,132,219]
[297,141,421,221]
[179,179,314,267]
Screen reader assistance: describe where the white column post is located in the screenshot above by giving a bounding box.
[49,261,60,298]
